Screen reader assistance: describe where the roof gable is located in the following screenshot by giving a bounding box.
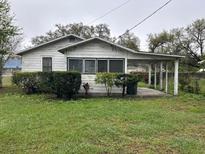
[17,34,84,55]
[58,37,184,59]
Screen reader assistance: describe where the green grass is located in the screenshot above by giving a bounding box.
[0,86,205,153]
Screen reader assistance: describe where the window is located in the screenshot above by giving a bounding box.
[68,59,83,73]
[42,57,52,72]
[85,60,96,74]
[67,58,124,74]
[98,60,108,72]
[109,60,124,73]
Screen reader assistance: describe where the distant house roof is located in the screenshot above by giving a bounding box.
[4,56,22,69]
[58,37,184,59]
[17,34,84,55]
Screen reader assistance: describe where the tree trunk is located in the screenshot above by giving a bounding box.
[200,44,204,56]
[122,84,126,97]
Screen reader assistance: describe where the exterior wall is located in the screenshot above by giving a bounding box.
[65,40,129,95]
[65,40,177,60]
[64,40,178,95]
[21,38,81,72]
[80,75,122,95]
[65,40,128,58]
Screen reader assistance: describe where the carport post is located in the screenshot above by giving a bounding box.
[124,58,128,74]
[165,63,169,94]
[154,64,157,89]
[174,59,179,96]
[148,64,152,86]
[160,62,163,90]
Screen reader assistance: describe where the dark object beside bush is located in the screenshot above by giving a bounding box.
[13,72,81,99]
[115,74,139,96]
[126,74,139,95]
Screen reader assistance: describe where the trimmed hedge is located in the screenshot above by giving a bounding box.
[13,72,81,99]
[12,72,41,94]
[52,72,81,99]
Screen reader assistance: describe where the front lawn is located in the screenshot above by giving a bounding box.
[0,88,205,153]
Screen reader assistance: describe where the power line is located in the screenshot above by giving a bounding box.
[88,0,131,25]
[119,0,173,37]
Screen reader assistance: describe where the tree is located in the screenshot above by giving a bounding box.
[31,23,111,45]
[31,23,141,51]
[186,19,205,57]
[147,18,205,71]
[117,31,140,51]
[94,24,111,40]
[0,0,19,87]
[147,30,174,53]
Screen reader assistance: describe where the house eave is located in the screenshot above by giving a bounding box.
[17,34,85,56]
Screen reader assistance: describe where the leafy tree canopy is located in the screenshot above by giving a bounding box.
[0,0,20,87]
[31,23,140,51]
[147,18,205,71]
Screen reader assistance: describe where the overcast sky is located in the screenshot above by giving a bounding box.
[9,0,205,50]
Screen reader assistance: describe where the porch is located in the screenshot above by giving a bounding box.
[126,58,180,96]
[80,74,168,97]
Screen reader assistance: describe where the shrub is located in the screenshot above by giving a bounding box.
[184,85,194,93]
[194,80,201,94]
[37,72,53,93]
[13,72,40,94]
[13,72,81,99]
[95,73,117,96]
[115,74,128,97]
[130,72,148,82]
[51,72,81,99]
[179,75,191,91]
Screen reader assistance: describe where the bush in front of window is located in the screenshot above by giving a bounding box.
[13,72,81,99]
[95,72,117,96]
[38,72,54,93]
[51,72,81,99]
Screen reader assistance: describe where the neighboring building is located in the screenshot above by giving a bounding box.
[3,55,21,76]
[17,34,183,95]
[198,60,205,72]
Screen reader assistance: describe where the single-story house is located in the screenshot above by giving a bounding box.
[17,34,183,95]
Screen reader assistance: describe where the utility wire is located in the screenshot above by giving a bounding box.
[88,0,131,25]
[119,0,173,37]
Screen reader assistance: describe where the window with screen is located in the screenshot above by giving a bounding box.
[42,57,52,72]
[98,60,108,72]
[109,60,124,73]
[68,59,83,73]
[85,60,96,74]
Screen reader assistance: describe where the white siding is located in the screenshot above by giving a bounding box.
[65,40,175,60]
[80,75,122,95]
[21,38,81,72]
[65,41,128,58]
